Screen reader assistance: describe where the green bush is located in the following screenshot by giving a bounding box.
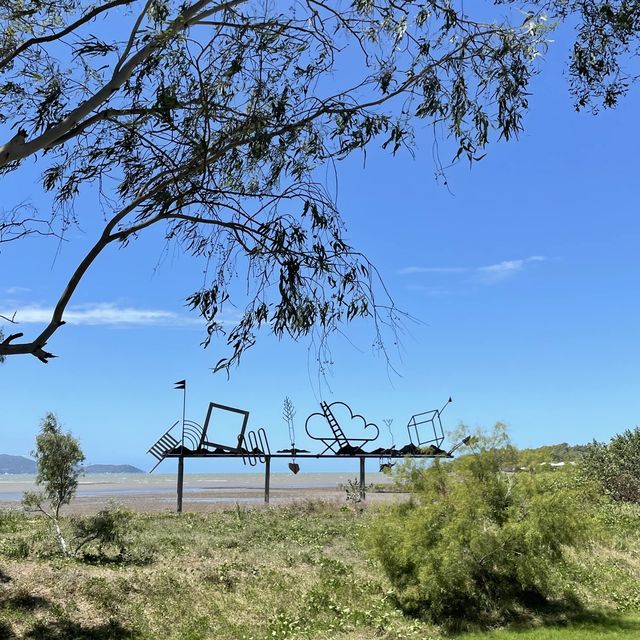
[72,503,136,560]
[580,428,640,503]
[368,425,592,628]
[0,509,25,534]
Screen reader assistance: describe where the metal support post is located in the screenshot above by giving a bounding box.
[264,455,271,504]
[177,455,184,513]
[359,456,366,501]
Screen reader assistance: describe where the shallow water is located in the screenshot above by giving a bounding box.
[0,471,393,502]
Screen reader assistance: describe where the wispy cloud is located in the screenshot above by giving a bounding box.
[1,286,31,295]
[0,303,202,327]
[399,266,467,275]
[475,256,546,284]
[399,256,546,284]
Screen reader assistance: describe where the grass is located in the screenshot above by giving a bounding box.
[461,612,640,639]
[1,498,640,639]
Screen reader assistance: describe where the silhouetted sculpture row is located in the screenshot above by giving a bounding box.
[147,393,458,510]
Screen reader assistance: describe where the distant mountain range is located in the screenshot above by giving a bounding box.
[0,454,35,474]
[0,454,144,475]
[83,464,144,474]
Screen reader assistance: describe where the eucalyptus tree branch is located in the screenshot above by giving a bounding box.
[109,208,261,242]
[48,107,183,149]
[0,177,168,361]
[0,213,57,243]
[0,0,550,369]
[114,0,156,75]
[0,0,136,71]
[0,137,261,361]
[0,0,248,167]
[0,166,346,363]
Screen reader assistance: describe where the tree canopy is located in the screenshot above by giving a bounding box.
[1,0,638,369]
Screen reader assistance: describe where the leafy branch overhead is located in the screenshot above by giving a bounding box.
[0,0,638,367]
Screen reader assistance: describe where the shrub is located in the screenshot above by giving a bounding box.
[368,425,591,628]
[580,427,640,503]
[72,503,135,560]
[343,478,373,508]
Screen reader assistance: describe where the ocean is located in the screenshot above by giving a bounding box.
[0,471,394,505]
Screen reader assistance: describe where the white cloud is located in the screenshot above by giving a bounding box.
[399,256,546,284]
[398,266,466,275]
[0,303,202,327]
[475,256,546,284]
[1,286,31,295]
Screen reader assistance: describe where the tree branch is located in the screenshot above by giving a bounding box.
[0,0,136,71]
[114,0,155,75]
[0,0,248,167]
[45,107,178,149]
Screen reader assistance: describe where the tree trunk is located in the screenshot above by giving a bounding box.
[53,518,68,557]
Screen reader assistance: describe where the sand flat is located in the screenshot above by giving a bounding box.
[0,471,399,513]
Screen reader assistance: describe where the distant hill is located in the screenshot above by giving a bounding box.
[0,454,36,474]
[0,455,143,474]
[84,464,144,474]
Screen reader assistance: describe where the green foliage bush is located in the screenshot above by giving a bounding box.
[368,425,592,628]
[580,428,640,503]
[72,503,141,562]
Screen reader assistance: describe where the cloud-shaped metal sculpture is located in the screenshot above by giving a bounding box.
[305,401,380,455]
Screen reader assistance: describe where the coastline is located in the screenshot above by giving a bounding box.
[0,471,400,513]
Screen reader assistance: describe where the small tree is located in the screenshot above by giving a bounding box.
[22,413,85,556]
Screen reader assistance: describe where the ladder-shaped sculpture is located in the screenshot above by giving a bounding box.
[320,401,350,452]
[147,419,205,471]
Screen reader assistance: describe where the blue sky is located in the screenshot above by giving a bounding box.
[1,20,639,473]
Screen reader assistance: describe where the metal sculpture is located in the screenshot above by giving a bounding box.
[277,397,307,474]
[242,427,271,466]
[379,418,396,472]
[198,401,250,453]
[147,401,271,461]
[148,421,181,472]
[406,397,452,454]
[305,401,379,455]
[147,384,466,512]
